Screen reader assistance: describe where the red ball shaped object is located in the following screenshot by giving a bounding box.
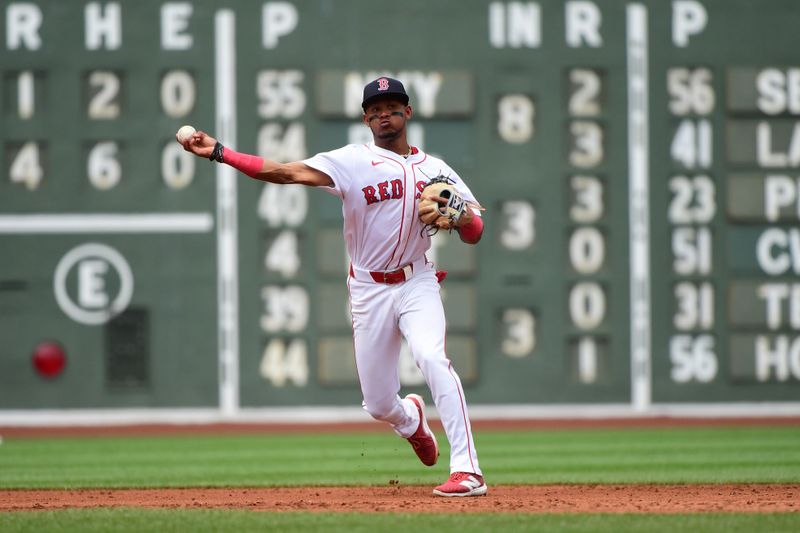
[32,341,67,378]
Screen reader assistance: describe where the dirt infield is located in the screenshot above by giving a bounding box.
[1,484,798,513]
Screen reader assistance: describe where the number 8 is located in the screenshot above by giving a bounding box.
[497,94,535,144]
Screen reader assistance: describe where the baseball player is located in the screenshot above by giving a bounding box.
[178,77,486,497]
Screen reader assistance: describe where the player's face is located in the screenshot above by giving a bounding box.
[363,98,412,141]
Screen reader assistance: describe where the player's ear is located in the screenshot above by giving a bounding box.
[405,105,413,119]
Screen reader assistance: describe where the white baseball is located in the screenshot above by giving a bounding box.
[176,125,196,143]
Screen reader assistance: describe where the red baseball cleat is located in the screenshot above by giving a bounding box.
[405,394,439,466]
[433,472,488,497]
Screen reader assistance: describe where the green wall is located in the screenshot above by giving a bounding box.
[1,0,798,409]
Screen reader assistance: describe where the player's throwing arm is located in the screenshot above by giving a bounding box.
[175,126,332,187]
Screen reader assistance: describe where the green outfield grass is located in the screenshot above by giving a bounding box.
[1,509,799,533]
[1,425,798,532]
[1,425,799,488]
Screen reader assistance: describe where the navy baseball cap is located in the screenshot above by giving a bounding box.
[361,77,409,110]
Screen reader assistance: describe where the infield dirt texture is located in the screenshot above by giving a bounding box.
[1,484,797,513]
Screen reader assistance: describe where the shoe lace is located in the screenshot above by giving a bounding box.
[450,472,471,482]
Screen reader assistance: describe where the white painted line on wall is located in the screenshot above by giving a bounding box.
[0,213,213,233]
[627,4,652,412]
[215,9,240,417]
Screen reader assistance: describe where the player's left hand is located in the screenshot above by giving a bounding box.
[418,176,467,231]
[418,193,451,226]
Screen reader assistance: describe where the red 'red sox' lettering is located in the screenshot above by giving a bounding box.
[378,181,391,201]
[362,185,378,204]
[391,179,403,198]
[362,179,404,205]
[415,180,426,199]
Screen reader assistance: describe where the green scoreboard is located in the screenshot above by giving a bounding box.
[1,0,799,415]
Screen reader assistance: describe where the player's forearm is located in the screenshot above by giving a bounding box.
[213,145,266,178]
[250,159,297,184]
[210,142,294,184]
[211,142,334,186]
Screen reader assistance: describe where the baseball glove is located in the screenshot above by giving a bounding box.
[418,175,468,233]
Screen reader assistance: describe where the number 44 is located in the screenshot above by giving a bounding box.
[260,338,308,387]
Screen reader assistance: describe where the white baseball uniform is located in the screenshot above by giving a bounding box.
[303,140,482,476]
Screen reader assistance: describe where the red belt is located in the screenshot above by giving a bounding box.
[349,264,413,284]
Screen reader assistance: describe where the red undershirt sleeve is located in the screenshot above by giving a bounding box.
[457,213,483,244]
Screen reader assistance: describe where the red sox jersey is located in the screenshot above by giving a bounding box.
[303,141,481,272]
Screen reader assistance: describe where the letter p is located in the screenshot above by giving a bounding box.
[263,2,298,49]
[672,1,707,47]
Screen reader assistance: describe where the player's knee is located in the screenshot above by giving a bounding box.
[413,349,448,376]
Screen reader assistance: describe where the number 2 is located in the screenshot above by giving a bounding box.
[569,69,602,117]
[87,71,120,119]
